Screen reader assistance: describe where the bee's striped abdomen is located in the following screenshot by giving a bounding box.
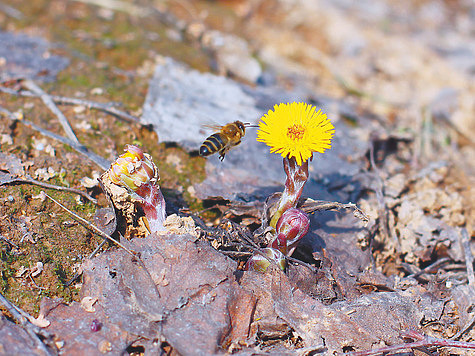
[199,133,225,157]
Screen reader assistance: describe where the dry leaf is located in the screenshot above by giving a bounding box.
[80,296,97,313]
[30,262,43,277]
[29,313,50,328]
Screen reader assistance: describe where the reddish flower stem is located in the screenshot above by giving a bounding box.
[135,183,166,232]
[270,156,309,228]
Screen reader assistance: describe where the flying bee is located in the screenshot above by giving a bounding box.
[199,121,257,161]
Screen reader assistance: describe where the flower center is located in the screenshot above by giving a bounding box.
[287,124,305,141]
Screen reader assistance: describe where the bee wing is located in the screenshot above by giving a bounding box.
[202,124,224,131]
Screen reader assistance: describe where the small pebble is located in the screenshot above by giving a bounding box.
[91,319,102,332]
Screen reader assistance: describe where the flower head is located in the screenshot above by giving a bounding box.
[257,102,335,165]
[109,145,158,192]
[106,145,166,233]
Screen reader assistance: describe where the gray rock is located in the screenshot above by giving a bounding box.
[0,31,69,82]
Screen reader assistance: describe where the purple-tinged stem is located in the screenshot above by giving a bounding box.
[135,184,166,232]
[270,156,309,228]
[107,145,167,233]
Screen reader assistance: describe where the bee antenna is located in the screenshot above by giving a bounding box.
[244,123,259,128]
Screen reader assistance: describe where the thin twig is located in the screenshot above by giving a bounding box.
[347,330,475,356]
[285,254,318,274]
[301,199,369,224]
[22,80,80,144]
[71,0,184,31]
[28,273,47,290]
[0,234,19,249]
[65,239,108,287]
[453,313,475,340]
[1,176,96,204]
[72,0,149,17]
[1,106,111,170]
[88,238,109,259]
[220,250,252,258]
[0,86,140,123]
[44,192,136,256]
[460,228,475,287]
[0,3,24,19]
[410,257,451,279]
[0,292,56,355]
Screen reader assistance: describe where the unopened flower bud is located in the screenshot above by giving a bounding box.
[245,247,286,273]
[106,145,166,232]
[108,145,158,192]
[271,208,309,255]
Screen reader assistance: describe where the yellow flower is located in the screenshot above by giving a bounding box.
[257,102,335,165]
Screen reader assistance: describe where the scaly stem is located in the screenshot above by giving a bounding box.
[270,156,309,228]
[135,184,166,232]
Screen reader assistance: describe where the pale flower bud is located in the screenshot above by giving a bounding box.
[108,145,158,192]
[106,145,166,232]
[245,247,286,273]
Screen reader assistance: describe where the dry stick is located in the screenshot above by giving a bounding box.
[347,330,475,356]
[0,293,56,356]
[22,80,80,144]
[72,0,149,17]
[285,254,318,274]
[460,228,475,287]
[453,313,475,341]
[65,213,115,287]
[0,86,140,124]
[1,106,111,170]
[22,119,110,170]
[409,257,451,279]
[3,177,97,204]
[72,0,184,32]
[302,200,369,224]
[0,3,24,19]
[220,250,252,258]
[65,239,108,287]
[0,234,19,249]
[88,239,108,259]
[44,193,136,256]
[28,273,47,290]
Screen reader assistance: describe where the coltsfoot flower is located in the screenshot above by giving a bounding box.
[245,247,286,273]
[257,102,334,166]
[257,102,334,228]
[271,208,309,256]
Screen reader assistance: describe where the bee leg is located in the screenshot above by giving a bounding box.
[219,152,226,161]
